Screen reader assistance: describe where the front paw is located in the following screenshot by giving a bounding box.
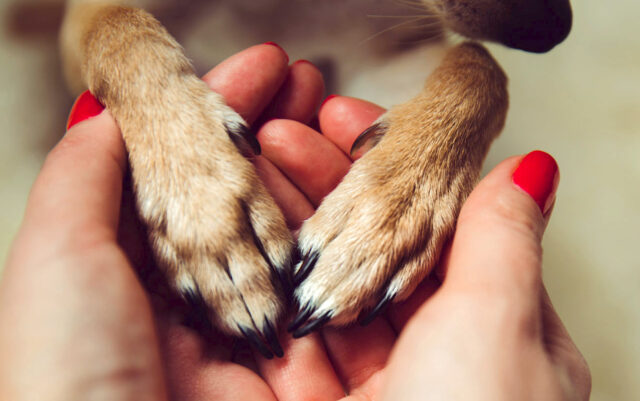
[152,178,293,359]
[289,43,508,337]
[289,132,462,336]
[123,80,293,358]
[77,6,294,357]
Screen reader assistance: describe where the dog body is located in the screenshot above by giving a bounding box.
[60,0,571,357]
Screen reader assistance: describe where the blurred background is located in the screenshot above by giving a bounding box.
[0,0,638,399]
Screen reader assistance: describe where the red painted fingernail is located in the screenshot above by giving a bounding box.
[293,59,314,66]
[321,94,338,108]
[67,90,104,130]
[512,150,560,214]
[263,41,289,63]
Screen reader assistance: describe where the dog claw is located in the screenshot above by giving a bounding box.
[287,304,315,333]
[293,251,319,286]
[359,292,395,326]
[181,286,214,333]
[274,266,292,299]
[279,248,300,299]
[239,326,274,360]
[263,320,284,358]
[243,203,292,300]
[225,122,261,156]
[350,121,387,158]
[292,312,331,339]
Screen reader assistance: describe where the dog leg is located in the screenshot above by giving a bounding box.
[290,43,508,336]
[61,3,293,357]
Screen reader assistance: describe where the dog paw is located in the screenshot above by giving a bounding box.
[106,76,293,357]
[136,84,294,358]
[289,43,508,337]
[76,7,294,357]
[289,127,463,336]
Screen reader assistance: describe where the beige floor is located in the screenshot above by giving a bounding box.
[1,0,639,399]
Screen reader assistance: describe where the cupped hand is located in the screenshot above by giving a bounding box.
[0,43,324,401]
[250,100,591,401]
[0,43,590,401]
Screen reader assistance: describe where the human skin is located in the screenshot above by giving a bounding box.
[0,44,590,401]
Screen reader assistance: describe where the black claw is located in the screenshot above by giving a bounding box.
[239,326,274,360]
[181,286,214,335]
[287,304,315,333]
[225,122,261,156]
[246,133,261,155]
[276,268,293,299]
[359,292,396,327]
[263,320,284,358]
[292,312,331,339]
[291,246,302,265]
[242,200,292,299]
[279,248,301,300]
[350,121,387,158]
[293,251,319,286]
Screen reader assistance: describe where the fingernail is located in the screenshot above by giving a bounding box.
[293,59,314,66]
[67,90,104,130]
[321,94,338,108]
[263,41,289,63]
[512,150,560,214]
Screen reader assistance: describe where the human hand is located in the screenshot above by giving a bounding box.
[248,98,591,401]
[377,151,592,401]
[0,43,328,401]
[0,41,590,401]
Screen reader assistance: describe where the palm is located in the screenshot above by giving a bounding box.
[118,45,440,400]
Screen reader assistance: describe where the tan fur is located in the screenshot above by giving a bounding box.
[294,43,507,326]
[62,3,293,342]
[59,0,570,349]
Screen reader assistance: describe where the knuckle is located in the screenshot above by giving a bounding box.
[460,188,544,249]
[455,291,540,340]
[46,132,88,164]
[492,190,544,241]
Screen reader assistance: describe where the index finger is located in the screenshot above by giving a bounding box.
[258,97,386,207]
[318,96,385,157]
[202,43,290,124]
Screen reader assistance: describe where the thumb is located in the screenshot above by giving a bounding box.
[17,92,126,257]
[443,151,559,303]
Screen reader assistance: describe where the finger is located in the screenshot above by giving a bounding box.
[258,333,345,401]
[17,110,126,258]
[258,59,325,124]
[318,96,386,157]
[321,321,395,396]
[444,151,560,306]
[202,43,290,124]
[257,119,351,206]
[252,156,315,230]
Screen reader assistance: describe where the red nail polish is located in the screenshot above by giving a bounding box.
[293,59,314,66]
[512,150,560,214]
[263,41,289,63]
[67,90,105,130]
[321,94,338,108]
